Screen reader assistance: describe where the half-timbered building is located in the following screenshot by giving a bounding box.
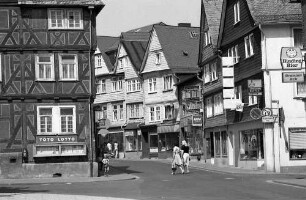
[0,0,104,178]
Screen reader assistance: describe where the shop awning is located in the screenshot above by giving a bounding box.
[124,122,141,130]
[157,124,180,134]
[98,129,109,137]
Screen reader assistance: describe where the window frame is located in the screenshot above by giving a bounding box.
[148,78,157,93]
[112,103,123,121]
[244,33,254,58]
[211,62,218,81]
[59,54,78,81]
[204,32,211,46]
[228,45,239,64]
[206,97,213,118]
[37,105,76,135]
[214,93,224,115]
[155,52,161,65]
[149,106,161,122]
[204,64,211,83]
[129,103,140,118]
[111,76,124,92]
[35,54,55,81]
[96,54,103,68]
[0,53,1,82]
[163,75,173,91]
[292,27,303,49]
[48,8,83,30]
[165,105,174,120]
[233,1,240,24]
[127,79,141,93]
[248,95,258,106]
[96,78,106,94]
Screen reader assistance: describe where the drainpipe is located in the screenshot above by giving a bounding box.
[196,73,205,159]
[89,6,94,177]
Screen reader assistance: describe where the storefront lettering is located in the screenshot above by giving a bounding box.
[37,136,77,143]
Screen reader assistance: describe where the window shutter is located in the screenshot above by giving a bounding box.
[290,131,306,149]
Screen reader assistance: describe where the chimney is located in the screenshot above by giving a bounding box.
[178,23,191,27]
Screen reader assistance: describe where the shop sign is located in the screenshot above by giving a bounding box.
[36,135,77,143]
[125,131,134,137]
[248,80,262,95]
[282,72,304,83]
[248,87,262,95]
[280,47,303,70]
[192,115,202,126]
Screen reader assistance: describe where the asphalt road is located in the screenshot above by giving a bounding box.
[1,160,306,200]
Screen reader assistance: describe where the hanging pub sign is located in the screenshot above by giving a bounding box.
[280,47,303,70]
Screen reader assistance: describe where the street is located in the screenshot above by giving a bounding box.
[1,160,306,200]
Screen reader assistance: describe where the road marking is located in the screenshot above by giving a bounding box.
[66,183,72,185]
[225,178,234,180]
[41,184,49,186]
[266,180,306,189]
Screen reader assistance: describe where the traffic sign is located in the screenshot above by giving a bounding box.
[262,116,275,123]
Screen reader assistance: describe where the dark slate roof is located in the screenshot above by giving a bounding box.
[202,0,223,45]
[121,32,151,41]
[154,25,200,74]
[174,74,197,86]
[246,0,302,24]
[122,40,148,72]
[96,36,120,72]
[127,22,166,33]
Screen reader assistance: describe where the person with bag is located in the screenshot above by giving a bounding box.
[181,140,190,174]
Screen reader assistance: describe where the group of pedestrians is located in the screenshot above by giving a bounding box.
[98,141,119,177]
[171,140,190,175]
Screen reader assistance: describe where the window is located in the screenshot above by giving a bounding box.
[211,63,218,81]
[204,32,211,46]
[59,54,78,80]
[228,45,239,64]
[204,64,210,83]
[118,57,127,69]
[0,54,1,82]
[165,105,174,120]
[248,95,258,106]
[244,34,254,58]
[35,54,54,81]
[48,9,83,29]
[206,97,213,118]
[148,78,157,93]
[235,85,242,102]
[96,79,106,94]
[221,131,228,157]
[293,28,303,49]
[96,106,107,120]
[113,104,123,121]
[96,55,102,68]
[240,129,264,160]
[129,104,140,118]
[297,80,306,97]
[37,106,76,134]
[215,132,221,156]
[163,75,173,90]
[149,106,161,122]
[112,76,123,92]
[289,128,306,160]
[127,79,141,92]
[155,52,161,65]
[234,1,240,24]
[214,93,223,115]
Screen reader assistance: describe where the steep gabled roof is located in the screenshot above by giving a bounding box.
[127,22,166,33]
[153,25,200,74]
[202,0,223,45]
[121,32,151,41]
[122,40,148,72]
[96,36,120,72]
[246,0,301,24]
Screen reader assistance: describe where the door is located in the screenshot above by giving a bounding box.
[141,132,149,158]
[149,133,158,154]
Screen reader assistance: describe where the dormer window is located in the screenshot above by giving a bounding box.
[204,32,211,46]
[234,1,240,24]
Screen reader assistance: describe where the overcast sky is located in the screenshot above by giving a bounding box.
[96,0,201,36]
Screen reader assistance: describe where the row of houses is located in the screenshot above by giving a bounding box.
[95,0,306,173]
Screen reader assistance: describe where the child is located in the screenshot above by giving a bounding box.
[102,154,110,177]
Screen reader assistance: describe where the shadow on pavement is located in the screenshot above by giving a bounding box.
[0,186,48,197]
[98,164,142,177]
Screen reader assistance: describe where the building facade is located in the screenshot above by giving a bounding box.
[0,0,104,178]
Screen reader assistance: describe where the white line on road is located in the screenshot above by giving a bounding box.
[266,180,306,189]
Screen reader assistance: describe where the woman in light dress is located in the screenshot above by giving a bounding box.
[171,145,184,175]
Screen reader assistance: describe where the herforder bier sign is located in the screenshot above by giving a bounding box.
[280,47,302,70]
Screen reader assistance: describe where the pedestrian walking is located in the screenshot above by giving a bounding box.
[102,154,110,177]
[113,141,118,158]
[181,140,190,173]
[107,141,112,154]
[171,145,184,175]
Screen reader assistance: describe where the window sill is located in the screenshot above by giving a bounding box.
[127,90,141,94]
[293,96,306,100]
[233,21,240,26]
[248,103,258,107]
[162,89,173,93]
[59,79,79,82]
[245,54,255,60]
[148,91,157,94]
[35,79,55,82]
[48,28,84,31]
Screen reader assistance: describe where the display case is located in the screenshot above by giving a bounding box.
[33,143,87,157]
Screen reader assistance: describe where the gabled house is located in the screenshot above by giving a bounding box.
[0,0,104,178]
[94,36,120,154]
[198,0,224,165]
[140,24,200,159]
[217,0,304,172]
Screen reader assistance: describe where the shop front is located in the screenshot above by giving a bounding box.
[139,124,157,158]
[124,122,142,159]
[157,124,180,159]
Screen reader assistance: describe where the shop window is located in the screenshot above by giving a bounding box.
[125,131,136,151]
[240,129,264,160]
[37,105,76,134]
[159,133,178,152]
[289,128,306,160]
[221,131,228,157]
[215,132,221,156]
